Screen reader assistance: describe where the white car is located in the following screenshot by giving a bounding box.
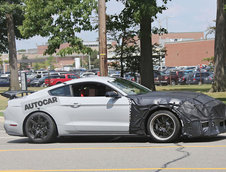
[2,77,226,143]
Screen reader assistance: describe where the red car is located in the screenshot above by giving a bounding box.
[45,74,79,86]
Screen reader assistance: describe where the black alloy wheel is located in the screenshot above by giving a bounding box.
[147,110,181,143]
[25,112,57,143]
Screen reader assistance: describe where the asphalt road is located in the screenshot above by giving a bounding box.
[1,117,226,172]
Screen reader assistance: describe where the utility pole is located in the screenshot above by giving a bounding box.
[98,0,108,76]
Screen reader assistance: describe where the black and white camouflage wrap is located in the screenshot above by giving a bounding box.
[128,91,226,138]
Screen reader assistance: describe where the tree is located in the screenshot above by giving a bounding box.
[21,0,97,57]
[107,9,139,77]
[90,50,99,69]
[0,0,24,90]
[211,0,226,92]
[110,0,169,90]
[46,56,55,70]
[34,62,41,71]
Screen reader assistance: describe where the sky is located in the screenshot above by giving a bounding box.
[16,0,217,50]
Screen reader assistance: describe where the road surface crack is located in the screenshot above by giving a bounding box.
[154,143,190,172]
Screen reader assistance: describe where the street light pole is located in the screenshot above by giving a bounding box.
[88,55,91,70]
[98,0,108,76]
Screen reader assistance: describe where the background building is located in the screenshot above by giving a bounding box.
[152,32,214,67]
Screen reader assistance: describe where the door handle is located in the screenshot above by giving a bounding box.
[72,103,80,108]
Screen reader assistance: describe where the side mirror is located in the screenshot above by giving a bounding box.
[105,91,121,98]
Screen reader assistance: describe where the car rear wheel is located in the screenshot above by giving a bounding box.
[147,110,181,143]
[25,112,57,143]
[171,80,176,85]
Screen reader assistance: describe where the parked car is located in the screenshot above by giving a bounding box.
[80,72,96,78]
[0,72,10,78]
[30,76,50,87]
[203,73,214,84]
[45,73,79,86]
[154,71,167,85]
[124,73,140,83]
[35,70,48,78]
[156,71,179,85]
[178,73,193,85]
[27,75,37,87]
[2,77,226,143]
[0,77,10,87]
[186,72,211,84]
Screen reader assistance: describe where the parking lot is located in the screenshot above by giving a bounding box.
[0,117,226,172]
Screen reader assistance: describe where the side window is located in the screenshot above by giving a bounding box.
[49,85,71,96]
[68,75,78,79]
[204,73,209,77]
[72,82,116,97]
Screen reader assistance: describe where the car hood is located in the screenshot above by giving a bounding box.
[128,91,226,121]
[128,91,210,106]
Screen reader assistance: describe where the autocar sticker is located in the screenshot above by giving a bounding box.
[23,97,59,111]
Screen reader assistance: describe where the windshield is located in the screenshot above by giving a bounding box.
[110,78,150,95]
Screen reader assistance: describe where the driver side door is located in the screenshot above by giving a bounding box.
[50,82,130,134]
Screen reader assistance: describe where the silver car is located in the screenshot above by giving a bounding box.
[2,77,226,143]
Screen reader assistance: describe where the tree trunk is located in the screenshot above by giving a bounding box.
[211,0,226,92]
[6,13,20,91]
[140,16,155,91]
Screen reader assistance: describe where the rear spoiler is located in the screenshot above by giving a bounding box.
[0,90,34,100]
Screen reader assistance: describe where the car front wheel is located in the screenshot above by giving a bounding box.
[25,112,57,143]
[147,110,181,143]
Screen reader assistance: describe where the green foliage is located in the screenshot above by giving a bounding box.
[33,56,56,70]
[113,0,170,90]
[152,43,166,66]
[107,0,169,77]
[0,0,24,53]
[45,56,55,70]
[17,49,26,52]
[203,56,214,65]
[57,38,93,57]
[118,0,170,23]
[0,58,2,67]
[34,62,40,71]
[21,0,97,55]
[107,8,140,76]
[90,50,99,68]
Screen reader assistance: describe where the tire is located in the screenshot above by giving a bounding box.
[25,112,57,143]
[147,110,181,143]
[171,80,176,86]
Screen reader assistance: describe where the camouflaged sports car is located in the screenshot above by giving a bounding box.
[2,77,226,143]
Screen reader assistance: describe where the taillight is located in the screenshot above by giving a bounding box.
[193,78,196,81]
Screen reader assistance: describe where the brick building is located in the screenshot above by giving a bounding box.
[165,39,214,67]
[152,32,214,67]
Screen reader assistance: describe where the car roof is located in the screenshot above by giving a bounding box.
[66,76,114,84]
[43,77,115,91]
